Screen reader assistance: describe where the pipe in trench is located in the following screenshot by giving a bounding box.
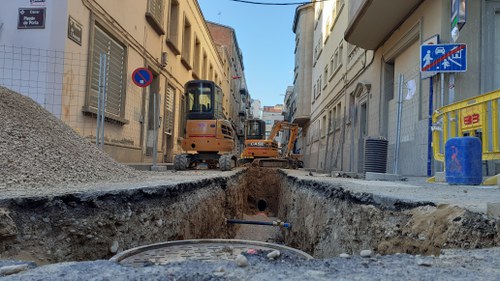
[226,219,291,228]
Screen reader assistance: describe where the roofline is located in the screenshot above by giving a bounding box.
[292,3,314,33]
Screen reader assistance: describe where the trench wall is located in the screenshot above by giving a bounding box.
[278,172,500,258]
[1,168,499,264]
[0,172,247,263]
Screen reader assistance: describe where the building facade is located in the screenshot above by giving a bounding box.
[294,0,499,176]
[262,104,284,145]
[250,99,262,119]
[292,3,314,165]
[0,0,240,164]
[205,22,250,154]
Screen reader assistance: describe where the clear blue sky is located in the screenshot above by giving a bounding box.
[198,0,297,107]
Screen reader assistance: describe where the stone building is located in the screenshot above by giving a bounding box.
[0,0,240,164]
[262,104,284,145]
[293,0,499,176]
[205,21,250,154]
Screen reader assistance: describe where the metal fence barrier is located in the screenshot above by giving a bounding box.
[432,89,500,163]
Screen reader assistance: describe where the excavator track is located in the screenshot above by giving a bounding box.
[252,158,291,168]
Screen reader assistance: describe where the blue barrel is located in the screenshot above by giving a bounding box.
[445,137,482,185]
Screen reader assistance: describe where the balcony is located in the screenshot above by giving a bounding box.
[344,0,424,50]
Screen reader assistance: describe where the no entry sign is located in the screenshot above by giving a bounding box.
[132,67,153,87]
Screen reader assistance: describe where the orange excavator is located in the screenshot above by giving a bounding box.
[239,119,279,162]
[174,80,237,171]
[240,119,302,169]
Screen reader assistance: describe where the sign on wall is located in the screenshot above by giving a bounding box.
[68,16,83,45]
[30,0,46,6]
[132,68,153,87]
[18,8,46,29]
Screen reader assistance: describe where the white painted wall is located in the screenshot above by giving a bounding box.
[0,0,68,117]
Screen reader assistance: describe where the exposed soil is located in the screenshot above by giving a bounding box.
[243,166,282,216]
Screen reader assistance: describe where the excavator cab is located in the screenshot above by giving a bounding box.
[174,80,237,171]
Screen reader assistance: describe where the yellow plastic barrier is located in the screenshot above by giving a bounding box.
[432,89,500,163]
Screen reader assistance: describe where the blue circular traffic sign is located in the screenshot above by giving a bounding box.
[132,67,153,87]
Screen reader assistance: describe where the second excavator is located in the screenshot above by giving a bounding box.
[240,119,303,169]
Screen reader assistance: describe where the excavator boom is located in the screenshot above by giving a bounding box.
[247,121,303,169]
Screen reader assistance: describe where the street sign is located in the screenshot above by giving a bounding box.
[18,8,45,29]
[68,16,83,46]
[421,34,439,79]
[420,43,467,73]
[132,67,153,87]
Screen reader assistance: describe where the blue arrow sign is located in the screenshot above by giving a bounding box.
[420,44,467,73]
[132,67,153,87]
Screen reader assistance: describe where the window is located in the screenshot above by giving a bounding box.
[202,52,207,79]
[336,103,342,129]
[323,66,328,88]
[333,48,339,71]
[167,0,180,55]
[179,93,186,137]
[332,107,337,128]
[89,25,126,119]
[193,36,201,77]
[328,110,333,132]
[265,120,272,125]
[329,54,334,77]
[321,115,327,137]
[317,77,322,98]
[338,43,344,69]
[347,42,359,62]
[181,17,192,69]
[146,0,165,35]
[165,85,175,135]
[348,93,355,124]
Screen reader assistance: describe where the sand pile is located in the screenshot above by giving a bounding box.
[0,86,138,189]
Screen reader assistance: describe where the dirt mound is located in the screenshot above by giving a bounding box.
[0,86,138,189]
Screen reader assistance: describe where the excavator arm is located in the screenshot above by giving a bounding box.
[269,121,299,157]
[248,120,302,169]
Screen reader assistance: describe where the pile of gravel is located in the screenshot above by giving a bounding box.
[0,86,139,190]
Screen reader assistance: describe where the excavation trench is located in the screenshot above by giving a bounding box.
[0,168,499,264]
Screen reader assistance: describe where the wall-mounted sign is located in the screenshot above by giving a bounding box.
[18,8,45,29]
[68,16,83,45]
[30,0,46,6]
[132,68,153,87]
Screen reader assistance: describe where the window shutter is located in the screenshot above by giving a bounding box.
[148,0,164,25]
[90,26,125,117]
[165,86,174,135]
[106,39,125,116]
